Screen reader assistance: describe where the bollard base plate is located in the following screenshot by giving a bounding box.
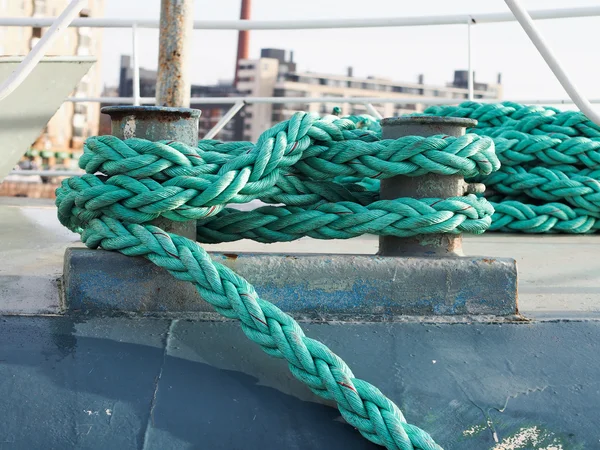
[63,247,517,317]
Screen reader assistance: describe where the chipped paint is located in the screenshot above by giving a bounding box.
[123,117,136,140]
[462,424,487,437]
[492,426,564,450]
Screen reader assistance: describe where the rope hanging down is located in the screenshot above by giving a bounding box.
[57,111,502,450]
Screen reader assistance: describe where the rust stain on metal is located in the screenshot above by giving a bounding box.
[223,253,239,260]
[156,0,193,107]
[482,258,496,264]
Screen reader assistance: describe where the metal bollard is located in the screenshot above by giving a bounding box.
[378,116,482,257]
[101,105,201,240]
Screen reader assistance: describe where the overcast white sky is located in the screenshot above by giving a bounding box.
[101,0,600,105]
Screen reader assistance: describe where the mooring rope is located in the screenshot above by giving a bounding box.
[425,101,600,232]
[55,103,599,449]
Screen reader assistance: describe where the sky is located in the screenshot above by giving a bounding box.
[100,0,600,105]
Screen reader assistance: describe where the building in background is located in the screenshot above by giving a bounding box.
[237,50,502,141]
[0,0,104,170]
[115,49,502,143]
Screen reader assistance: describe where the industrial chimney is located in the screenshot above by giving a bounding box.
[234,0,251,86]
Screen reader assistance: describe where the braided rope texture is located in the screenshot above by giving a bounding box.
[425,101,600,233]
[55,103,599,449]
[57,111,508,450]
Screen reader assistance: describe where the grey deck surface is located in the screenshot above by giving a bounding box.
[2,197,600,450]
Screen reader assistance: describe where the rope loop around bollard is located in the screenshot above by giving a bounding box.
[57,103,600,449]
[57,110,502,450]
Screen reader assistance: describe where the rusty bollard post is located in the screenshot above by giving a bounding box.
[378,116,482,257]
[101,105,201,240]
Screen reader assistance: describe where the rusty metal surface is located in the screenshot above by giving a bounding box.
[156,0,193,107]
[63,248,517,316]
[379,116,477,257]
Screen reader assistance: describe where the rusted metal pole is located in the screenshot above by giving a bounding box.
[156,0,193,107]
[378,116,479,257]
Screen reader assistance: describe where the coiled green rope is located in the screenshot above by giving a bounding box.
[57,103,597,449]
[56,111,503,450]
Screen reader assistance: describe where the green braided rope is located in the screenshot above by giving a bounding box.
[315,175,600,235]
[56,102,600,450]
[58,110,509,450]
[419,102,600,233]
[489,200,600,233]
[194,195,492,244]
[479,165,600,214]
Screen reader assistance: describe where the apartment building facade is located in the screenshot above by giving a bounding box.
[236,49,502,142]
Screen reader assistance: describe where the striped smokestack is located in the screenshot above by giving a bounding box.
[234,0,251,86]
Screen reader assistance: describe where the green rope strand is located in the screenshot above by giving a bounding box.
[480,165,600,214]
[194,195,492,244]
[489,200,600,233]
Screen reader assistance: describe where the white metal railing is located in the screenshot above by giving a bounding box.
[505,0,600,126]
[0,6,599,29]
[1,5,600,110]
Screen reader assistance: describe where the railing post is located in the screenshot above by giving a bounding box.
[156,0,193,108]
[467,18,474,101]
[365,103,383,119]
[131,24,141,106]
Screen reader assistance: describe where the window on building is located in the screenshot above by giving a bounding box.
[238,76,254,83]
[74,104,87,115]
[72,125,85,138]
[299,76,318,85]
[32,27,42,38]
[245,124,252,130]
